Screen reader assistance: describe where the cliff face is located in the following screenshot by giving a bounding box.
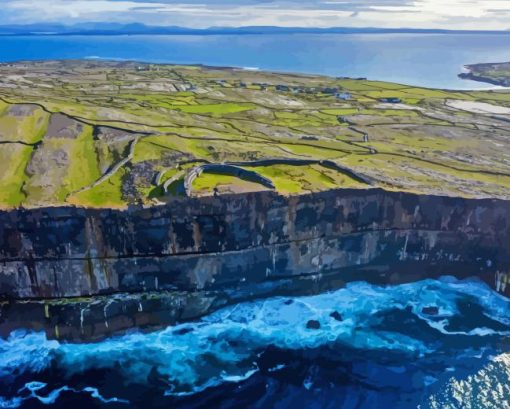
[1,188,510,340]
[459,62,510,87]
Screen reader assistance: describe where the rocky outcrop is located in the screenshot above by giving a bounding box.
[458,72,510,87]
[1,188,509,340]
[458,62,510,87]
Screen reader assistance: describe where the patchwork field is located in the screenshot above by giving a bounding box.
[0,59,509,208]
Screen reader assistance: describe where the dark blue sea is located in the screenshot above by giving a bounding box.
[1,33,510,89]
[1,278,510,408]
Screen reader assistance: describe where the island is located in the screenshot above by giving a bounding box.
[0,60,509,341]
[459,62,510,87]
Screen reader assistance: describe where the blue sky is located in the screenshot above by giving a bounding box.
[2,0,510,30]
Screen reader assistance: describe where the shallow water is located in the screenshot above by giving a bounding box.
[1,277,510,408]
[1,33,510,89]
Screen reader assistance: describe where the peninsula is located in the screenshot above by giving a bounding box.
[459,62,510,87]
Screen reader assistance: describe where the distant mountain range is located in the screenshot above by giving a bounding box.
[0,23,509,36]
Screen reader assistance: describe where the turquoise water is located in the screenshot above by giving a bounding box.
[1,277,510,408]
[1,33,510,89]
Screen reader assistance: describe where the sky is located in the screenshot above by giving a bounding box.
[1,0,510,30]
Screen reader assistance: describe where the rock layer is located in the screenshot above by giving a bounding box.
[1,188,509,340]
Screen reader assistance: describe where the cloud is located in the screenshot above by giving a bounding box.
[1,0,510,30]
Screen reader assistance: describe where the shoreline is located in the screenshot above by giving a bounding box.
[0,59,509,342]
[1,188,509,341]
[458,62,510,88]
[0,52,508,91]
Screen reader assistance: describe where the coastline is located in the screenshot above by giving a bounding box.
[2,34,510,90]
[0,59,509,342]
[458,72,509,88]
[458,62,510,88]
[1,187,509,341]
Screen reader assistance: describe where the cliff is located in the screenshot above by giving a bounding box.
[1,188,510,341]
[459,62,510,87]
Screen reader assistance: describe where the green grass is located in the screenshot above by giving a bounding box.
[321,108,359,116]
[243,164,366,194]
[1,60,510,207]
[0,106,49,144]
[61,126,102,199]
[469,91,510,103]
[194,173,235,189]
[336,80,386,91]
[68,166,127,208]
[0,144,33,207]
[0,101,9,115]
[193,174,241,192]
[133,138,171,163]
[245,165,303,194]
[176,103,255,116]
[192,171,277,195]
[20,124,101,205]
[360,109,419,117]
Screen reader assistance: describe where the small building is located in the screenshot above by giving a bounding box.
[323,87,339,95]
[276,85,290,92]
[253,82,268,91]
[336,92,352,101]
[379,97,402,103]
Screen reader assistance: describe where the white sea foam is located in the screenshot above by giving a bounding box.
[423,353,510,409]
[0,331,58,378]
[1,277,509,403]
[0,382,128,409]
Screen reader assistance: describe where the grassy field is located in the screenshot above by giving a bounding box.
[0,60,509,208]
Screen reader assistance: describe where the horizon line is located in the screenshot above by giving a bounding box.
[0,23,509,35]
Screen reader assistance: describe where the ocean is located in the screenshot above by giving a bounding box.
[0,33,509,89]
[1,277,510,408]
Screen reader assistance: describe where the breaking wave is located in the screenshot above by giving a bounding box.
[1,277,510,408]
